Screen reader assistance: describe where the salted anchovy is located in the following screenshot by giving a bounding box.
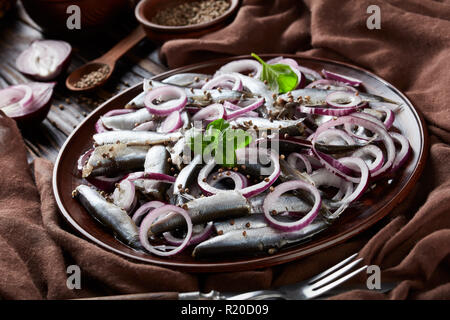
[172,153,202,206]
[229,117,306,137]
[193,216,329,258]
[149,190,251,235]
[162,73,211,88]
[93,130,182,146]
[280,88,399,105]
[214,214,305,234]
[249,192,312,214]
[167,138,187,170]
[144,79,255,107]
[101,108,154,131]
[82,143,149,178]
[73,185,142,250]
[314,142,364,154]
[125,91,146,109]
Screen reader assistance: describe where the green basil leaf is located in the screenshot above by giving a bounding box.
[251,53,298,94]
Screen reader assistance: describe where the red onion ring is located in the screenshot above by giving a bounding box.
[163,222,214,246]
[202,74,242,91]
[287,152,313,174]
[390,132,411,171]
[306,79,358,93]
[132,201,165,226]
[322,69,362,87]
[351,145,384,174]
[133,121,157,131]
[158,111,183,133]
[271,58,305,88]
[263,180,321,232]
[224,101,259,118]
[224,98,265,120]
[139,205,192,256]
[371,105,395,129]
[326,91,363,109]
[219,59,262,78]
[191,103,225,123]
[128,172,176,184]
[112,179,137,213]
[145,86,187,115]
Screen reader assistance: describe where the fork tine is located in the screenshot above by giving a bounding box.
[306,265,368,299]
[310,258,364,290]
[307,253,359,284]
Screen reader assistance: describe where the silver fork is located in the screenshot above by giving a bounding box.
[224,253,368,300]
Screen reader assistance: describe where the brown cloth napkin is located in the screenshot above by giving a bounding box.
[1,0,449,300]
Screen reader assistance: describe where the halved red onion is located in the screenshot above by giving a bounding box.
[16,40,72,81]
[287,152,313,174]
[306,79,358,93]
[390,132,411,172]
[322,69,362,87]
[191,103,225,123]
[139,205,193,256]
[158,111,182,133]
[132,200,165,226]
[219,59,262,78]
[96,109,134,133]
[224,98,265,120]
[202,74,242,91]
[1,82,55,124]
[326,91,364,109]
[263,180,321,232]
[112,179,137,213]
[145,86,187,115]
[163,222,214,246]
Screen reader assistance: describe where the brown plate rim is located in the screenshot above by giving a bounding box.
[52,54,429,273]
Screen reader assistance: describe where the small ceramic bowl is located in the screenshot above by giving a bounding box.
[135,0,240,43]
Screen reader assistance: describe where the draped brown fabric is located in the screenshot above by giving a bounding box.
[0,0,449,299]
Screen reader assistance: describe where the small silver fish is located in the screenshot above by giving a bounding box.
[82,143,149,178]
[101,108,154,131]
[73,185,142,250]
[162,73,211,88]
[93,130,182,146]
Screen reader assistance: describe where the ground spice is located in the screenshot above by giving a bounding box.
[151,0,230,27]
[74,65,110,89]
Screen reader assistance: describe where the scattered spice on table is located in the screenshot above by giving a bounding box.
[151,0,230,26]
[74,65,110,89]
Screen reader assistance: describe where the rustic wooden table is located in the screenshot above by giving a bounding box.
[0,4,168,162]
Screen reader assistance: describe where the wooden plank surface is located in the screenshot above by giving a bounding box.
[0,3,168,162]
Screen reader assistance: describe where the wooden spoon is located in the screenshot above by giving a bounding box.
[66,26,146,92]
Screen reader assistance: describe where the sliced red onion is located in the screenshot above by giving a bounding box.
[202,74,242,91]
[313,116,395,182]
[145,86,187,115]
[236,148,281,198]
[139,205,192,256]
[306,79,358,93]
[206,170,248,191]
[299,105,360,117]
[95,109,134,133]
[133,120,157,131]
[326,91,364,109]
[287,152,313,174]
[344,112,386,142]
[191,103,225,123]
[158,111,182,133]
[351,145,384,174]
[112,179,137,213]
[77,148,94,172]
[85,175,124,193]
[315,128,355,146]
[1,82,55,123]
[224,101,259,118]
[163,222,214,246]
[371,105,395,129]
[219,59,262,78]
[296,65,323,82]
[263,180,321,232]
[224,98,265,120]
[132,201,165,226]
[390,132,411,171]
[322,69,362,87]
[16,40,72,81]
[127,171,176,184]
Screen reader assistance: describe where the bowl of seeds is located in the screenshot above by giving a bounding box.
[135,0,240,42]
